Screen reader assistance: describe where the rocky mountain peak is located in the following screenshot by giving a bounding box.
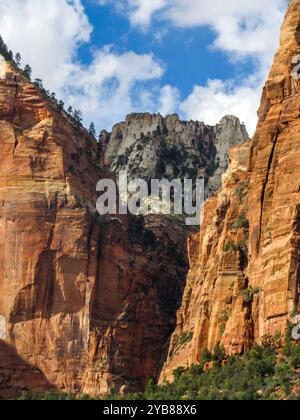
[103,112,249,197]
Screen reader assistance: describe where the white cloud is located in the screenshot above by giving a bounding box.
[99,0,167,28]
[107,0,286,61]
[64,46,164,129]
[158,85,180,115]
[129,0,167,27]
[0,0,92,92]
[99,0,288,135]
[181,79,260,135]
[0,0,289,135]
[0,0,165,130]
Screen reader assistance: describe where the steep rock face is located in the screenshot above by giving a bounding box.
[102,113,248,196]
[101,111,249,390]
[83,214,190,394]
[160,0,300,382]
[160,142,252,382]
[247,0,300,340]
[0,62,105,395]
[0,63,189,397]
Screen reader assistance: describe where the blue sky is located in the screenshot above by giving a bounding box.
[83,2,239,95]
[0,0,288,135]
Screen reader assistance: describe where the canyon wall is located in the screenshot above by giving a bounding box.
[0,62,104,397]
[1,0,298,397]
[160,0,300,382]
[0,59,241,397]
[0,63,189,397]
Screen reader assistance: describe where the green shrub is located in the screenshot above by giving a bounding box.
[14,328,300,401]
[212,344,225,364]
[173,367,186,380]
[232,213,249,229]
[291,345,300,369]
[201,348,213,364]
[235,185,248,204]
[241,287,260,304]
[224,242,239,252]
[179,332,193,346]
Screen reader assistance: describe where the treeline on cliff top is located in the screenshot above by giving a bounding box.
[0,34,96,139]
[16,327,300,401]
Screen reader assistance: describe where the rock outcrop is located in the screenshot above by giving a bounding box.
[102,113,248,196]
[0,59,248,397]
[0,341,53,400]
[160,0,300,383]
[159,142,252,382]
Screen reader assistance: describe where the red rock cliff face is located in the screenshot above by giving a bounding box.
[160,0,300,382]
[0,64,189,398]
[0,64,104,396]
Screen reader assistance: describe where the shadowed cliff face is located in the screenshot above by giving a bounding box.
[0,341,53,400]
[160,0,300,383]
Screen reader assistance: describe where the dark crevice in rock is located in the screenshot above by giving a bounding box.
[257,125,281,252]
[11,79,19,123]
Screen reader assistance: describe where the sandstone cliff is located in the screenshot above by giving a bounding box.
[1,0,298,398]
[0,53,242,397]
[160,0,300,382]
[0,62,190,397]
[100,111,249,391]
[0,62,104,397]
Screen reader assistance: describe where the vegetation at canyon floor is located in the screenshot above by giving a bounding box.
[16,328,300,401]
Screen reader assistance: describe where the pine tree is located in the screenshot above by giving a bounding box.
[0,35,7,58]
[34,78,44,90]
[88,122,96,137]
[73,109,83,126]
[15,53,21,67]
[0,35,13,62]
[23,64,32,80]
[58,100,65,110]
[0,35,5,54]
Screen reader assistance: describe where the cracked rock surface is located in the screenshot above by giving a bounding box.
[160,0,300,383]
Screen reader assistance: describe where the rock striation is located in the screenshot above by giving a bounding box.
[0,62,106,396]
[160,0,300,382]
